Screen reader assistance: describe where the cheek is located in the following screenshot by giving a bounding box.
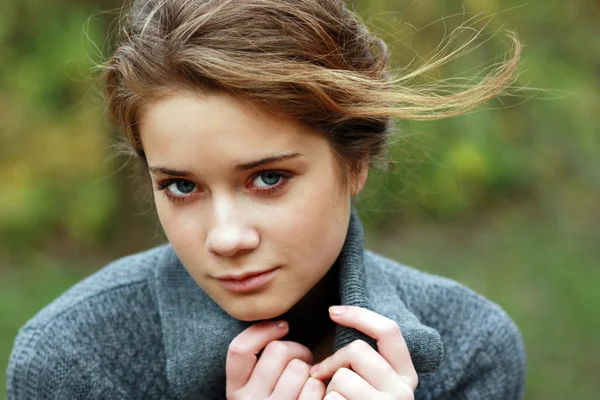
[154,197,204,250]
[265,173,350,269]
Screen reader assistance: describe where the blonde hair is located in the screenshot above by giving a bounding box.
[103,0,521,179]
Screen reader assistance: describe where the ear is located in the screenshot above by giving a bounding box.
[350,158,370,196]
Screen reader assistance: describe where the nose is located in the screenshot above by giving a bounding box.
[206,200,260,257]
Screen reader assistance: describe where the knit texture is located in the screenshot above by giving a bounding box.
[334,209,443,373]
[6,211,526,399]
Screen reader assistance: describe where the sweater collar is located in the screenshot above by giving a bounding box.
[154,207,443,399]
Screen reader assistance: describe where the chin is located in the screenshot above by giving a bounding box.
[222,298,295,322]
[226,308,280,322]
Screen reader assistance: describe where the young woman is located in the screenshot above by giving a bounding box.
[7,0,526,399]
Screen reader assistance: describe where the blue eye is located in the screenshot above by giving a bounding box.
[253,172,282,187]
[167,180,196,196]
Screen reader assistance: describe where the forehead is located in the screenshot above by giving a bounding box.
[138,90,326,165]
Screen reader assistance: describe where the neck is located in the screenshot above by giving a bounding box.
[277,259,340,352]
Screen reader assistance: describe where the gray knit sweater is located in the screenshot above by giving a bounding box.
[6,211,526,399]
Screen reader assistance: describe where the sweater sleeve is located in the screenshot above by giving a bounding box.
[451,312,527,400]
[6,327,134,400]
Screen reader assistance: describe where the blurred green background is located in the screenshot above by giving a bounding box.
[1,0,598,398]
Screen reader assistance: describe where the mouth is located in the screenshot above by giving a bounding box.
[217,267,280,281]
[217,267,280,293]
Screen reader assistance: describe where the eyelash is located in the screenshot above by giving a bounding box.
[155,170,292,203]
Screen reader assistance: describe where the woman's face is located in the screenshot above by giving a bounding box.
[139,90,367,321]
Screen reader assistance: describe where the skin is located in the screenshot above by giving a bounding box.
[139,89,416,398]
[139,89,366,322]
[223,307,418,399]
[226,320,325,399]
[312,306,418,399]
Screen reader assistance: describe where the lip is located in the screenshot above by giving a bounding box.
[217,267,279,293]
[218,267,279,281]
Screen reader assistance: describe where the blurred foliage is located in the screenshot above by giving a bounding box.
[353,0,600,228]
[1,0,598,253]
[0,0,599,399]
[0,1,120,253]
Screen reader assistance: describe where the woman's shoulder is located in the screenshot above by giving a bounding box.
[6,245,173,400]
[364,250,526,399]
[20,244,169,330]
[364,249,519,329]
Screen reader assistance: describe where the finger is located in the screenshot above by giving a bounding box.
[244,340,313,396]
[225,320,289,395]
[309,339,403,394]
[298,377,327,400]
[326,305,418,388]
[269,359,311,400]
[326,367,379,400]
[323,392,348,400]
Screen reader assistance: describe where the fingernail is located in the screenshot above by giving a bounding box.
[310,363,320,375]
[277,321,288,329]
[329,306,346,315]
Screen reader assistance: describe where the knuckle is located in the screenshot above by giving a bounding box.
[328,367,352,390]
[330,367,352,383]
[402,374,419,392]
[306,376,325,389]
[286,358,309,373]
[348,339,369,354]
[264,340,289,358]
[227,389,247,400]
[397,384,416,399]
[303,376,326,395]
[382,321,402,337]
[227,342,247,357]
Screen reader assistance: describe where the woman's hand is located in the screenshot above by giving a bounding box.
[226,320,327,400]
[308,306,418,400]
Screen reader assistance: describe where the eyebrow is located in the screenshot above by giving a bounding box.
[233,152,303,171]
[148,166,193,177]
[148,152,303,176]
